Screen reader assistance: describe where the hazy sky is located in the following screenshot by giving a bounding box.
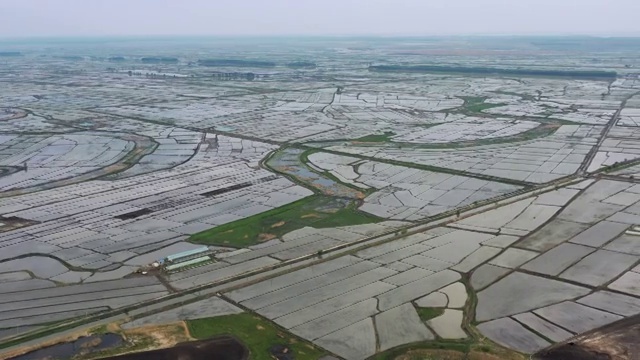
[1,0,639,38]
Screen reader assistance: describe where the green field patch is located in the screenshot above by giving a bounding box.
[369,341,525,360]
[416,307,445,322]
[492,90,538,102]
[189,196,380,247]
[354,131,396,143]
[369,342,472,360]
[187,313,326,360]
[460,96,504,113]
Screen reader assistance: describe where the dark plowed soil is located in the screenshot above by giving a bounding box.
[534,314,640,360]
[104,336,248,360]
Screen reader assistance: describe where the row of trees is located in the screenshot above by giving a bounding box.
[212,72,257,81]
[369,65,617,79]
[108,69,259,81]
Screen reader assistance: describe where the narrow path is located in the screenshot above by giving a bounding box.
[302,145,535,187]
[579,91,640,175]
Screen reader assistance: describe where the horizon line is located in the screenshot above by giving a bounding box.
[2,33,640,40]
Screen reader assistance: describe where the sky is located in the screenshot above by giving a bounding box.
[0,0,639,38]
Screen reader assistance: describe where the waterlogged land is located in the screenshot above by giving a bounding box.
[0,36,640,360]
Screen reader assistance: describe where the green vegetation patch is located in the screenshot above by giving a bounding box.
[601,159,640,174]
[287,61,317,69]
[460,96,504,113]
[313,118,561,153]
[187,313,326,360]
[369,341,472,360]
[189,195,380,247]
[370,342,525,360]
[395,121,559,150]
[198,59,276,67]
[354,131,396,143]
[415,307,445,322]
[298,148,320,164]
[371,278,524,360]
[140,57,178,63]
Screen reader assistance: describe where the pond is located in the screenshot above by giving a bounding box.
[103,336,249,360]
[267,147,363,199]
[9,333,123,360]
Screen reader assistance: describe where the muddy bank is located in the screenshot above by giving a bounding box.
[534,314,640,360]
[104,336,248,360]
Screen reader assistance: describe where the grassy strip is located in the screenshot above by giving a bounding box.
[0,320,88,350]
[309,146,531,187]
[298,147,321,164]
[369,341,523,360]
[389,122,559,149]
[368,341,472,360]
[306,120,563,152]
[601,160,640,174]
[344,120,560,150]
[187,313,325,360]
[189,195,380,247]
